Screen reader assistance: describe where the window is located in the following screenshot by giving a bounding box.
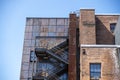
[90,63,101,80]
[110,23,116,33]
[30,51,37,62]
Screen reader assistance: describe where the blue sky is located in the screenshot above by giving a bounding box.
[0,0,120,80]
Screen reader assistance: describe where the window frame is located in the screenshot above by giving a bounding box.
[110,23,116,33]
[90,63,101,80]
[30,51,37,62]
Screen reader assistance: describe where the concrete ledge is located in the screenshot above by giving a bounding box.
[81,44,120,48]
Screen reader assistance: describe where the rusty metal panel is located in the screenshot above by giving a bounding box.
[21,62,29,71]
[33,19,39,26]
[64,33,68,36]
[56,32,65,36]
[24,32,32,40]
[56,26,65,32]
[32,32,39,39]
[49,19,57,25]
[35,38,48,48]
[64,19,69,26]
[64,27,68,33]
[65,25,69,28]
[29,63,37,72]
[48,32,56,36]
[30,46,35,51]
[28,70,32,78]
[57,19,65,25]
[21,70,28,78]
[22,54,30,63]
[41,19,49,25]
[25,26,32,33]
[23,47,31,55]
[48,26,56,32]
[26,18,33,26]
[35,39,40,47]
[31,40,35,47]
[35,38,66,49]
[40,32,48,36]
[40,26,48,33]
[32,26,40,33]
[24,40,31,47]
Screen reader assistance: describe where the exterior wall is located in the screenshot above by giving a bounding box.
[20,18,34,80]
[96,15,119,44]
[79,9,96,44]
[20,18,69,80]
[115,16,120,73]
[115,16,120,45]
[80,47,118,80]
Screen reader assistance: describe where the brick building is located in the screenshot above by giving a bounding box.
[20,9,120,80]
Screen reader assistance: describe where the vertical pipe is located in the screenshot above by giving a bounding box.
[76,28,80,80]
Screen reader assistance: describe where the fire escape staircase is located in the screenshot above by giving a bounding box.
[33,40,68,80]
[34,63,67,80]
[33,61,67,80]
[35,40,68,64]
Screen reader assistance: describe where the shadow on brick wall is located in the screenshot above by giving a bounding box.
[95,17,115,44]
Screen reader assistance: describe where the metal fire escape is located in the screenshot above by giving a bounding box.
[32,37,68,80]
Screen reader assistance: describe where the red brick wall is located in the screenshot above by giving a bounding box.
[79,9,96,44]
[68,14,77,80]
[80,47,116,80]
[96,15,119,44]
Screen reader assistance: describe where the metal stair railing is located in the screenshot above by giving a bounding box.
[46,65,66,80]
[46,50,68,64]
[35,46,68,64]
[49,58,65,68]
[35,39,68,64]
[48,46,68,63]
[49,65,65,74]
[35,69,60,80]
[46,71,60,80]
[50,45,68,52]
[35,64,62,80]
[35,59,67,79]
